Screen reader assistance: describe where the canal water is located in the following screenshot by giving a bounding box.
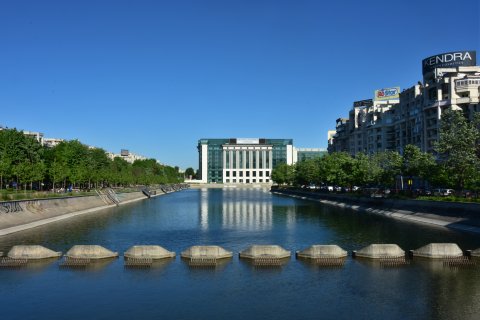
[1,188,480,320]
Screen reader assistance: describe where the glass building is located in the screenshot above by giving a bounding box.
[197,138,294,184]
[295,148,327,162]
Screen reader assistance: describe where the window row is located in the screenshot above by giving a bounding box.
[225,171,270,177]
[225,179,270,183]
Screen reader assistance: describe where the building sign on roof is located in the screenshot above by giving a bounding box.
[237,138,259,144]
[422,51,476,75]
[374,87,400,101]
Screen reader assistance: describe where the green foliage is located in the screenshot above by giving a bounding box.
[271,143,480,192]
[402,145,436,180]
[185,167,196,179]
[435,109,480,190]
[271,163,295,185]
[0,128,182,191]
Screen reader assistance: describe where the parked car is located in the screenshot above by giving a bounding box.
[433,188,454,196]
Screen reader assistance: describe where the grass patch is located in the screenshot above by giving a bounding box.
[416,195,480,203]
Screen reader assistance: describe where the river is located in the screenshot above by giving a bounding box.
[1,188,480,320]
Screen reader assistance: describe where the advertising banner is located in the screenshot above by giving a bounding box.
[374,87,400,101]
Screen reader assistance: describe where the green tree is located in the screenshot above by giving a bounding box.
[351,153,379,187]
[371,151,402,187]
[435,109,480,190]
[271,163,295,185]
[317,152,353,187]
[401,145,437,187]
[185,167,196,179]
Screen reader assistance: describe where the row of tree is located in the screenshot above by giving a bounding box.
[272,109,480,191]
[0,129,183,191]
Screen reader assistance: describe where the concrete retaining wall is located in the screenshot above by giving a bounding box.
[0,190,167,236]
[272,188,480,234]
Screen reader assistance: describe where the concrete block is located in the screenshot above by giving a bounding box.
[65,245,118,259]
[296,245,347,259]
[124,245,175,259]
[7,245,61,259]
[413,243,463,258]
[181,246,233,259]
[239,245,291,259]
[354,244,405,259]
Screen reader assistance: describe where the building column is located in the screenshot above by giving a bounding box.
[222,149,226,183]
[268,150,273,169]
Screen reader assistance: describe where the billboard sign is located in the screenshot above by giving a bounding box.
[374,87,400,101]
[353,99,373,108]
[422,51,476,75]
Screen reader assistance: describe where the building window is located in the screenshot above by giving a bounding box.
[233,171,236,177]
[266,171,270,177]
[253,171,256,177]
[253,179,256,183]
[226,179,230,183]
[226,171,230,177]
[259,179,263,183]
[246,179,250,183]
[240,179,243,183]
[233,179,236,183]
[259,171,263,177]
[246,171,250,177]
[239,171,243,177]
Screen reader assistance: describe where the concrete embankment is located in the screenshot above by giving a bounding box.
[0,187,183,237]
[271,188,480,234]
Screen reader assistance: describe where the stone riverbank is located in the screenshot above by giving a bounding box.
[0,186,187,237]
[271,188,480,234]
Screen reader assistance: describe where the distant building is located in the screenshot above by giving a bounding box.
[197,138,295,184]
[294,148,327,162]
[107,149,147,164]
[328,50,479,155]
[43,138,64,148]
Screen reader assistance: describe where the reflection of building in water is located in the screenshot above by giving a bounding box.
[200,188,209,230]
[222,197,273,231]
[198,188,274,231]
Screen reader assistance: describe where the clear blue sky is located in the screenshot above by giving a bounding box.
[1,0,478,169]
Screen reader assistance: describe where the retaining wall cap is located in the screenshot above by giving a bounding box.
[240,245,291,259]
[181,245,233,259]
[355,244,405,259]
[124,245,175,259]
[7,245,62,259]
[413,243,463,258]
[65,245,118,259]
[297,245,347,258]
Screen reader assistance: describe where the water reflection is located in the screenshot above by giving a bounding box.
[199,188,275,231]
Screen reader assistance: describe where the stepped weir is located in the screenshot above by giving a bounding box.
[124,245,175,268]
[181,246,233,267]
[240,245,291,267]
[1,242,479,271]
[60,245,118,268]
[296,245,347,267]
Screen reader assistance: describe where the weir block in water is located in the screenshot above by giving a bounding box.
[353,244,405,259]
[470,248,480,257]
[296,245,347,267]
[412,243,463,259]
[124,245,175,260]
[240,245,291,266]
[181,246,233,266]
[7,245,62,259]
[65,245,118,259]
[296,245,347,259]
